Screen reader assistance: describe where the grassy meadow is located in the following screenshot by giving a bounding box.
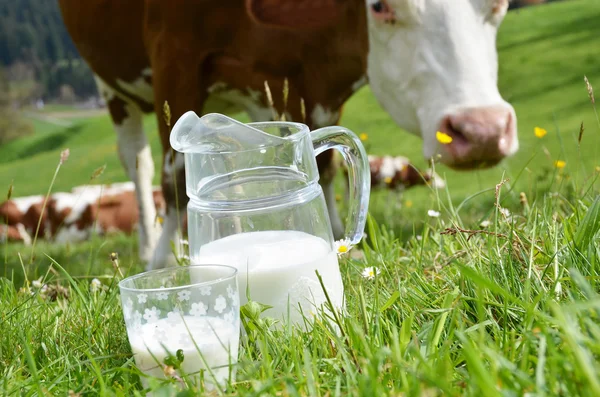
[2,0,600,395]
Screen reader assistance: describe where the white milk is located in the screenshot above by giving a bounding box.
[192,230,344,325]
[128,315,238,390]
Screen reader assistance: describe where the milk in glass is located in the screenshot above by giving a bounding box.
[128,315,238,389]
[192,230,343,324]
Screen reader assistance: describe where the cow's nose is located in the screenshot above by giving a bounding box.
[438,106,516,169]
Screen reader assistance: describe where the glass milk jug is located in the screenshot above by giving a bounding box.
[170,112,370,325]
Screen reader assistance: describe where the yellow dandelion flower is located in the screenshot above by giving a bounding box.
[156,215,164,225]
[359,133,368,141]
[436,131,453,144]
[534,127,547,138]
[554,160,566,169]
[384,176,393,184]
[595,166,600,173]
[405,200,413,208]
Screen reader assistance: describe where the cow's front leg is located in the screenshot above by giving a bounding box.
[97,77,160,262]
[145,60,206,270]
[147,149,187,270]
[317,150,344,240]
[310,105,345,240]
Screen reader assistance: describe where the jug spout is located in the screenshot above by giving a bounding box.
[170,111,286,153]
[169,112,321,205]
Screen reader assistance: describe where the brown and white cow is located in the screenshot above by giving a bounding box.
[54,190,152,243]
[51,184,165,243]
[0,183,166,244]
[0,195,47,242]
[57,0,518,269]
[367,155,446,190]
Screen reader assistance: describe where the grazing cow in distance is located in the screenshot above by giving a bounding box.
[50,184,165,243]
[57,0,519,269]
[58,189,166,243]
[341,155,445,199]
[0,195,44,226]
[0,195,47,241]
[367,155,446,190]
[0,183,165,245]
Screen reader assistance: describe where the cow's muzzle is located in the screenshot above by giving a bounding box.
[436,105,517,170]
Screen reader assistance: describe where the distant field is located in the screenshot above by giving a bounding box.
[1,0,599,233]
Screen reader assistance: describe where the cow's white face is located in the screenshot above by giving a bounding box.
[366,0,518,169]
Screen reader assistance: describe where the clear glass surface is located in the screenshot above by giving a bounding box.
[118,265,240,391]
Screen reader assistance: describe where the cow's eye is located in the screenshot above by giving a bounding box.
[371,1,385,13]
[369,0,396,23]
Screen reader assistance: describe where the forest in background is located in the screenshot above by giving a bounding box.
[0,0,97,105]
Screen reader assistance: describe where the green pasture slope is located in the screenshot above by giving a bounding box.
[1,0,599,224]
[2,1,600,395]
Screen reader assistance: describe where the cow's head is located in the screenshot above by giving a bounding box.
[246,0,517,169]
[367,0,517,169]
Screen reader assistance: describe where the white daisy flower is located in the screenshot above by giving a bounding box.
[427,210,441,218]
[334,239,353,256]
[499,207,511,218]
[361,266,380,280]
[480,220,491,228]
[90,278,102,292]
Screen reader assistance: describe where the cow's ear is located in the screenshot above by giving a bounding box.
[246,0,343,29]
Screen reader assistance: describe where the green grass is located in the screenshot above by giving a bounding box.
[3,172,600,395]
[2,0,600,395]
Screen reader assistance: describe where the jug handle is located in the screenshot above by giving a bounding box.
[311,127,371,245]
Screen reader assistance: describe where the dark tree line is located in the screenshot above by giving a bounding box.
[0,0,97,101]
[0,67,33,143]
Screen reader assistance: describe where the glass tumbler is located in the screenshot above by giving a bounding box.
[118,265,240,390]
